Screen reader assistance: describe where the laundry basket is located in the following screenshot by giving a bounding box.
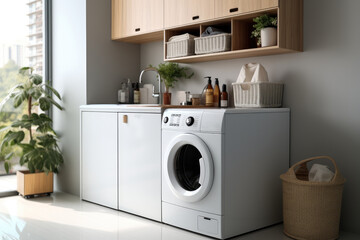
[280,156,345,240]
[232,82,283,108]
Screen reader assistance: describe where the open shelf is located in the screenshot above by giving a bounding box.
[165,46,295,63]
[163,0,302,63]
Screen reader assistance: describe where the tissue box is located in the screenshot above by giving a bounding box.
[232,82,284,108]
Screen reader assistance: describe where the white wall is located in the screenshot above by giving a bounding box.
[140,0,360,234]
[52,0,140,195]
[52,0,87,196]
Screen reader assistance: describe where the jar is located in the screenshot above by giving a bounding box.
[190,94,201,106]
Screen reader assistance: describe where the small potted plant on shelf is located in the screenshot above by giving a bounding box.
[251,14,278,47]
[0,67,64,198]
[150,62,193,105]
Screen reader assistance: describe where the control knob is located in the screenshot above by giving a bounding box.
[186,117,194,126]
[163,116,169,123]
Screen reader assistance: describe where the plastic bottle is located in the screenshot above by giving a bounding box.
[220,84,228,108]
[205,77,214,107]
[213,78,220,107]
[118,82,126,103]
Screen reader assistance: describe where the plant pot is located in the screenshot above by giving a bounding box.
[17,170,53,198]
[261,27,277,47]
[163,92,172,105]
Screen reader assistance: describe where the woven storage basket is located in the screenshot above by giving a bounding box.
[166,39,195,58]
[232,82,283,108]
[280,156,345,240]
[195,33,231,55]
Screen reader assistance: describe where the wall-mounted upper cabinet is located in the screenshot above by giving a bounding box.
[164,0,215,28]
[214,0,278,18]
[112,0,303,62]
[112,0,163,43]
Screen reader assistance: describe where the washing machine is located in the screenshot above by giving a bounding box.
[162,108,290,239]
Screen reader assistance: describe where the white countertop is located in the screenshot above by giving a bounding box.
[80,104,163,113]
[80,104,290,114]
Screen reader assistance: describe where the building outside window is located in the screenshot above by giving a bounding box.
[0,0,48,194]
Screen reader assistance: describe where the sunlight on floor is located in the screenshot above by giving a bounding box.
[0,192,358,240]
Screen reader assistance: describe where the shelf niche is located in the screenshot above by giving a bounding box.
[164,0,303,63]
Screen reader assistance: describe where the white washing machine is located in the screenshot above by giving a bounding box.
[162,108,290,239]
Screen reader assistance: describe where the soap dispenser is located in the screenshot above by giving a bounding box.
[201,76,212,106]
[205,77,214,107]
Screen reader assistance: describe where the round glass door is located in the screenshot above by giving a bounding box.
[175,144,202,191]
[164,134,214,202]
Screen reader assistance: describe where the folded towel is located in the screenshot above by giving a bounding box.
[168,33,196,42]
[201,26,226,37]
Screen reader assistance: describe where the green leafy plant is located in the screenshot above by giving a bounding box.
[150,63,194,92]
[0,67,64,174]
[251,14,278,46]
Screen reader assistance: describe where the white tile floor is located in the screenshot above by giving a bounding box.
[0,192,358,240]
[0,175,17,197]
[0,175,16,192]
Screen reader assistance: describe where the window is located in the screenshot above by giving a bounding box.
[0,0,50,194]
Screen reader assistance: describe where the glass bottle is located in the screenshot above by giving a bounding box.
[127,78,133,104]
[213,78,220,107]
[134,82,140,104]
[205,77,214,107]
[220,84,228,108]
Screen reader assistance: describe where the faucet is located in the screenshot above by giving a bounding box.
[139,67,162,105]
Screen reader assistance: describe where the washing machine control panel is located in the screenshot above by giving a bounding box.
[162,111,202,131]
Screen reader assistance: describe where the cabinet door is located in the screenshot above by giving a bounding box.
[111,0,122,39]
[118,113,161,221]
[120,0,163,37]
[165,0,215,28]
[214,0,278,18]
[81,112,118,209]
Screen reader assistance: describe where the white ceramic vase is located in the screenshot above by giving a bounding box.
[261,27,277,47]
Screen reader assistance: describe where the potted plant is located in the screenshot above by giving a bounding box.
[150,62,193,105]
[0,67,64,198]
[251,14,278,47]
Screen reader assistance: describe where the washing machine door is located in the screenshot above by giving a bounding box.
[164,133,214,203]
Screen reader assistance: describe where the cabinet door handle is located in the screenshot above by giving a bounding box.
[192,15,199,20]
[135,28,140,32]
[229,7,238,13]
[123,115,128,123]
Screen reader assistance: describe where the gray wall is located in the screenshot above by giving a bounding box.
[140,0,360,233]
[52,0,140,195]
[86,0,140,104]
[52,0,359,234]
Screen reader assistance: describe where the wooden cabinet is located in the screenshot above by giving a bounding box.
[112,0,163,42]
[112,0,302,62]
[214,0,278,18]
[81,112,118,209]
[111,0,122,39]
[164,0,302,63]
[164,0,215,28]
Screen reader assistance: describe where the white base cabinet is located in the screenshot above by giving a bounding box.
[118,113,161,221]
[80,105,162,221]
[81,112,118,209]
